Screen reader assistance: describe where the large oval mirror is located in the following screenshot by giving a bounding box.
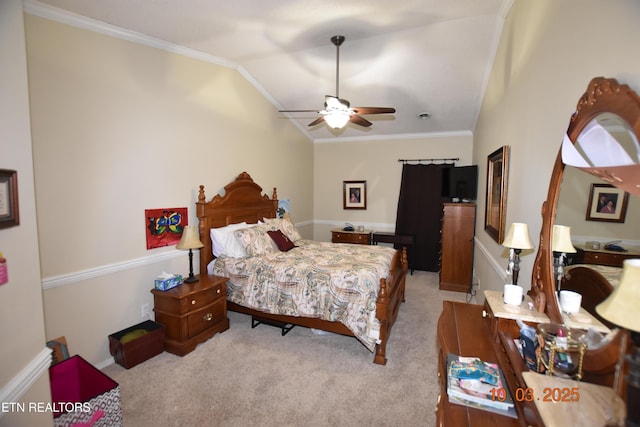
[531,77,640,323]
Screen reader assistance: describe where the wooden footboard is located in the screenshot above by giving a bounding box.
[374,247,408,365]
[227,247,408,365]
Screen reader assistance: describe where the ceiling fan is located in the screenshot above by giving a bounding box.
[279,35,396,129]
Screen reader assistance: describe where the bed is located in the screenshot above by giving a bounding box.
[195,172,408,365]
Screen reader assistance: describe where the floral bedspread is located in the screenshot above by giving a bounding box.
[212,240,396,351]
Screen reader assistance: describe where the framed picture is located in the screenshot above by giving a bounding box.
[0,169,19,229]
[145,207,188,249]
[343,180,367,210]
[585,183,629,223]
[484,146,510,243]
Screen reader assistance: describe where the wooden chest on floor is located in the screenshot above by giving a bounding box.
[108,320,165,369]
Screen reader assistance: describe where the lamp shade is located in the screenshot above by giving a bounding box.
[502,223,534,250]
[596,259,640,333]
[176,226,204,250]
[552,225,576,253]
[324,111,350,129]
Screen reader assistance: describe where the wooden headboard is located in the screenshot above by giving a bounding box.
[196,172,278,276]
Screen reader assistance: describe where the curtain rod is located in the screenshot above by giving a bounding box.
[397,157,459,164]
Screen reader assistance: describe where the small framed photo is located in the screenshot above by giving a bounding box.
[343,180,366,210]
[586,183,629,223]
[0,169,19,229]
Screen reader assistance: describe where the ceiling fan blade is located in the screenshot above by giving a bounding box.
[349,114,372,127]
[351,107,396,115]
[308,116,326,127]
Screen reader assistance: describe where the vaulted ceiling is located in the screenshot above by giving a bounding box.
[29,0,512,141]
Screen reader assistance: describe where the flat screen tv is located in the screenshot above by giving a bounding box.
[442,165,478,201]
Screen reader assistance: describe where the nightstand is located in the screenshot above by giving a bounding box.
[331,228,372,245]
[151,275,229,356]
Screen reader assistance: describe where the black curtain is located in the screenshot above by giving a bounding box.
[395,164,450,272]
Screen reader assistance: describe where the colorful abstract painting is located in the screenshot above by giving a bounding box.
[145,207,188,249]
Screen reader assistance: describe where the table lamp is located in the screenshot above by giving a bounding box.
[596,259,640,427]
[502,223,534,286]
[176,225,204,283]
[552,224,577,292]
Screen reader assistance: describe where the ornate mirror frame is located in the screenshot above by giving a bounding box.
[530,77,640,322]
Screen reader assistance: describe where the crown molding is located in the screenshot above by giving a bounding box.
[313,130,473,144]
[23,0,237,69]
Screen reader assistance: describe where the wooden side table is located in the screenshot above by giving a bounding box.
[151,275,229,356]
[331,229,372,245]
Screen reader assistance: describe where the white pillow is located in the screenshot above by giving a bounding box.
[210,222,249,258]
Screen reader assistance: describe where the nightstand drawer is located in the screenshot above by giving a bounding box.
[187,299,226,339]
[179,282,225,314]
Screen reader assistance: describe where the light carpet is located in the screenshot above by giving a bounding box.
[102,271,472,426]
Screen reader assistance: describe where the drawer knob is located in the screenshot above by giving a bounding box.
[191,299,196,305]
[217,289,220,294]
[203,313,213,322]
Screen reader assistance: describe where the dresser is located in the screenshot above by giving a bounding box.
[152,275,229,356]
[439,203,476,292]
[574,244,640,267]
[437,301,534,426]
[331,228,372,245]
[437,299,625,426]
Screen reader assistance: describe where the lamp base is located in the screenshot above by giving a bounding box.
[184,274,199,284]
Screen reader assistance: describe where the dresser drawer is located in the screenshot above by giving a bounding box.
[582,251,630,267]
[187,299,226,339]
[331,231,371,244]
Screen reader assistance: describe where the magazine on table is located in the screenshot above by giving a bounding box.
[447,393,518,419]
[446,353,515,413]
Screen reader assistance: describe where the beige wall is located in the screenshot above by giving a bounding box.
[473,0,640,293]
[0,1,52,425]
[313,133,473,240]
[25,14,313,366]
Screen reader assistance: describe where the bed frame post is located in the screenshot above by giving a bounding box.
[373,247,408,365]
[374,283,389,365]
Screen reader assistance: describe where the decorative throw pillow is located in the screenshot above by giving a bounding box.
[267,230,297,252]
[234,224,277,256]
[262,217,303,242]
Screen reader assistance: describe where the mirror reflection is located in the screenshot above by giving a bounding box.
[556,113,640,269]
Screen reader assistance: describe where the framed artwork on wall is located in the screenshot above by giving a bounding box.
[343,180,367,210]
[0,169,19,229]
[484,146,510,243]
[585,183,629,223]
[145,207,188,249]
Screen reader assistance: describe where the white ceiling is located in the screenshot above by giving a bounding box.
[28,0,512,141]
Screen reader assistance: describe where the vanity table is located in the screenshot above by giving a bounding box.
[437,77,639,426]
[436,299,625,426]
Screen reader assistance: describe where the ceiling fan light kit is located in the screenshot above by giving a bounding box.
[279,35,396,130]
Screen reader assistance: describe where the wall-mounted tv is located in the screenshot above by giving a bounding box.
[442,165,478,201]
